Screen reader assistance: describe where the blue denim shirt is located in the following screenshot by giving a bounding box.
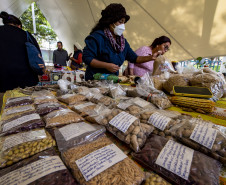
[82,30,138,80]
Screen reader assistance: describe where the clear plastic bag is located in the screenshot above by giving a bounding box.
[36,102,66,116]
[144,171,171,185]
[1,105,35,121]
[32,90,58,105]
[72,101,97,117]
[58,93,86,105]
[44,109,84,128]
[0,149,78,185]
[0,113,45,136]
[54,122,106,152]
[108,83,126,99]
[132,134,221,185]
[63,136,144,185]
[104,109,154,152]
[169,118,226,164]
[5,96,33,109]
[89,94,117,108]
[0,129,56,168]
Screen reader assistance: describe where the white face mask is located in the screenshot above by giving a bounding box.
[113,24,125,36]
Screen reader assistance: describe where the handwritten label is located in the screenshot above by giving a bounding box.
[190,118,213,127]
[190,124,218,149]
[2,113,41,132]
[109,111,137,133]
[76,144,127,181]
[2,129,46,151]
[74,102,95,110]
[0,156,66,185]
[93,94,103,100]
[3,105,34,116]
[133,97,150,108]
[117,102,132,110]
[59,122,96,141]
[148,112,171,131]
[156,140,194,180]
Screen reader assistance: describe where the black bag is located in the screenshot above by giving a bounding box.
[25,31,45,75]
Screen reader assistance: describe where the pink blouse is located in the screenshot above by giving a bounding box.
[129,46,154,76]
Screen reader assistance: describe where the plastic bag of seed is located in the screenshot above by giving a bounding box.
[104,109,154,152]
[169,118,226,164]
[1,104,36,121]
[144,171,171,185]
[71,101,97,117]
[36,102,66,116]
[54,122,106,152]
[0,148,78,185]
[0,129,56,168]
[132,134,221,185]
[0,113,45,136]
[5,96,33,109]
[32,90,58,105]
[63,136,144,185]
[139,110,180,139]
[89,93,117,108]
[44,109,83,128]
[58,94,86,105]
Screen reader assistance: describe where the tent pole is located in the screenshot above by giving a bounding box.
[32,2,36,34]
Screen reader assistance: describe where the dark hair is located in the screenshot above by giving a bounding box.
[90,3,130,34]
[151,36,171,48]
[57,41,63,45]
[0,11,22,27]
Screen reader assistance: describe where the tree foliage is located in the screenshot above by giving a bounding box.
[20,2,57,43]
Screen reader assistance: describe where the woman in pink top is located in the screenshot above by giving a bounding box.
[128,36,171,76]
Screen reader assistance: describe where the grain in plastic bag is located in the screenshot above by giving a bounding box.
[0,129,56,168]
[72,101,97,117]
[140,110,180,139]
[63,136,144,185]
[32,90,58,105]
[0,113,45,136]
[0,148,78,185]
[36,102,66,116]
[103,109,154,152]
[54,122,106,152]
[44,109,83,128]
[5,96,33,109]
[144,171,171,185]
[132,134,221,185]
[1,104,35,121]
[169,118,226,164]
[89,93,117,108]
[58,94,86,105]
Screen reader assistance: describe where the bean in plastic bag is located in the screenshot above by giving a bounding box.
[36,102,66,116]
[72,102,97,117]
[5,96,33,109]
[63,136,144,185]
[0,129,56,168]
[0,149,78,185]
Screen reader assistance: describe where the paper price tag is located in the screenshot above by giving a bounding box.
[109,111,137,133]
[148,112,171,131]
[156,140,194,180]
[76,144,127,181]
[133,97,150,108]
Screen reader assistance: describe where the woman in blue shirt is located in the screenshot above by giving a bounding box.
[83,3,163,80]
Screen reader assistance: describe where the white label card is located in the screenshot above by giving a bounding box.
[148,112,171,131]
[156,140,194,180]
[74,102,95,110]
[109,111,137,133]
[2,113,41,132]
[0,156,66,185]
[59,122,96,141]
[133,97,150,108]
[117,102,132,110]
[190,124,218,149]
[76,144,127,181]
[2,129,46,151]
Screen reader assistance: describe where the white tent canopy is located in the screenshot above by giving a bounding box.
[1,0,226,61]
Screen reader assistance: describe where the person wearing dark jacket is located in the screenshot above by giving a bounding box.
[82,3,162,80]
[0,11,42,92]
[53,41,70,66]
[70,45,83,70]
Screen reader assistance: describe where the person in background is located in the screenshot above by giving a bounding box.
[0,11,42,92]
[82,3,162,81]
[128,36,171,76]
[53,41,71,66]
[70,45,83,70]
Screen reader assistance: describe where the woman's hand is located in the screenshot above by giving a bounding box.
[151,50,163,60]
[105,63,120,73]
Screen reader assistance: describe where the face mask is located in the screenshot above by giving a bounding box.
[113,24,125,36]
